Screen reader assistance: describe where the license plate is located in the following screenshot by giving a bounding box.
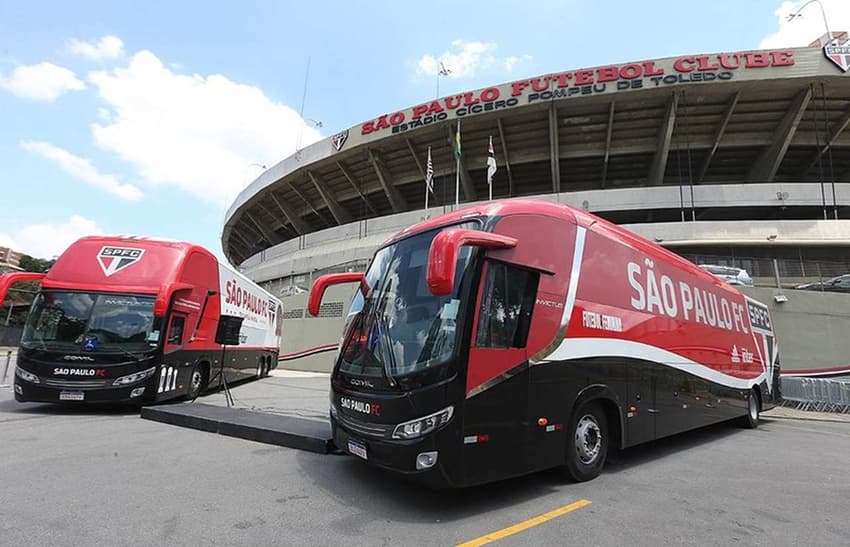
[59,391,85,401]
[348,439,368,460]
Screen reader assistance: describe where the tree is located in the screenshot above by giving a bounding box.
[18,254,55,273]
[1,254,51,326]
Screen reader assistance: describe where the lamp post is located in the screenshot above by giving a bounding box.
[436,61,451,99]
[787,0,836,46]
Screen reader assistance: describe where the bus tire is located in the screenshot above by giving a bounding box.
[564,401,608,482]
[741,388,760,429]
[187,363,208,401]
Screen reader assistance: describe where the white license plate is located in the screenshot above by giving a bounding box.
[348,439,368,460]
[59,391,85,401]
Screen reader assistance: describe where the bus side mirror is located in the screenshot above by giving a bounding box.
[308,273,366,317]
[0,272,45,304]
[215,315,244,345]
[427,229,518,296]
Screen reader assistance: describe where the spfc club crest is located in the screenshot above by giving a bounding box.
[331,129,349,151]
[97,246,145,277]
[824,40,850,72]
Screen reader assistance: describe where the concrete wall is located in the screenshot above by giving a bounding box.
[740,287,850,372]
[279,284,351,372]
[277,284,850,374]
[241,184,850,285]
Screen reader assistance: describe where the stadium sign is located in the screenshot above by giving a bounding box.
[824,39,850,72]
[358,50,799,140]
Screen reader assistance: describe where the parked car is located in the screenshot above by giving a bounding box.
[698,264,754,286]
[795,274,850,293]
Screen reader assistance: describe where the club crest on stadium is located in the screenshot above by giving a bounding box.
[331,129,349,151]
[824,40,850,72]
[97,246,145,277]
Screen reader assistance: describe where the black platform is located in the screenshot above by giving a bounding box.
[140,402,334,454]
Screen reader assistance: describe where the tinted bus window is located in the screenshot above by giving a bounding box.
[476,262,538,349]
[168,316,185,345]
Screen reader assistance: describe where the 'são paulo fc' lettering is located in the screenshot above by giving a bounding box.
[627,259,748,334]
[225,279,271,320]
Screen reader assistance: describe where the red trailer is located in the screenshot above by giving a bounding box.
[0,236,282,404]
[309,199,780,486]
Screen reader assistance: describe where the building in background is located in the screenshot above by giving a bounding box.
[223,43,850,374]
[0,246,22,273]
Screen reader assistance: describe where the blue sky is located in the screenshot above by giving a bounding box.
[1,0,847,260]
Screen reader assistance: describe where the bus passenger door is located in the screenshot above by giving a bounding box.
[158,313,188,397]
[463,260,539,484]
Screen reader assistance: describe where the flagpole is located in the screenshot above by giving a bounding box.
[487,135,497,202]
[425,175,429,215]
[455,120,461,207]
[455,157,460,207]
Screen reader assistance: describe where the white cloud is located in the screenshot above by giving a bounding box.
[417,40,532,79]
[760,0,850,49]
[68,35,125,61]
[20,140,143,200]
[0,216,104,259]
[87,50,322,205]
[503,54,534,72]
[0,62,85,101]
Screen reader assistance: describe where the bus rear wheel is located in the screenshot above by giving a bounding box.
[741,389,760,429]
[564,402,608,482]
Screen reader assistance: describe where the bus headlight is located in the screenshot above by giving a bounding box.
[15,367,40,384]
[392,406,454,440]
[113,367,157,386]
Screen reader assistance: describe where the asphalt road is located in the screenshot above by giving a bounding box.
[1,380,849,546]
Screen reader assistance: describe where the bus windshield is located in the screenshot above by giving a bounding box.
[339,224,476,382]
[21,291,158,353]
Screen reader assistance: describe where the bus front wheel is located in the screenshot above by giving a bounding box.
[187,363,208,401]
[564,402,608,482]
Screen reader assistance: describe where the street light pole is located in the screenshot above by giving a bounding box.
[787,0,836,45]
[436,62,451,99]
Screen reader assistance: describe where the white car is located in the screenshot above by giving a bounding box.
[698,264,754,286]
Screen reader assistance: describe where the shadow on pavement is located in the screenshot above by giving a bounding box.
[0,398,141,416]
[295,418,756,525]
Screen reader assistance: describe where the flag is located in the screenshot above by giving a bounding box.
[425,146,434,194]
[487,136,497,188]
[454,121,462,160]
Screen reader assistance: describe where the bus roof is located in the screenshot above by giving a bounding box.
[42,235,215,295]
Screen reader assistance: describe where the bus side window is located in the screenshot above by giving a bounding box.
[167,315,186,345]
[476,262,539,349]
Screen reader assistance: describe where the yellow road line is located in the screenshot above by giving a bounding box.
[457,499,592,547]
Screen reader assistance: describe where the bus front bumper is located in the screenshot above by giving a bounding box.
[331,418,458,488]
[14,379,155,405]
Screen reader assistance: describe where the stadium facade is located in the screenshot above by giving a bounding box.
[223,44,850,371]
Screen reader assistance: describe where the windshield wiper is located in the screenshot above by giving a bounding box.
[379,315,398,388]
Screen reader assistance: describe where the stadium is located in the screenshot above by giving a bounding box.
[223,42,850,372]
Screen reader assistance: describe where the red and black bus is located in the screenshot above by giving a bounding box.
[0,236,282,404]
[309,199,781,487]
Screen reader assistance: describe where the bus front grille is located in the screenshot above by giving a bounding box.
[43,378,110,389]
[338,414,393,439]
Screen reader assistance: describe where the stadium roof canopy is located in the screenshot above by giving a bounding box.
[223,46,850,264]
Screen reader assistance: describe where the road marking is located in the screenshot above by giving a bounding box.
[457,499,592,547]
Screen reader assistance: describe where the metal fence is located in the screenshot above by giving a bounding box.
[680,253,850,290]
[780,376,850,413]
